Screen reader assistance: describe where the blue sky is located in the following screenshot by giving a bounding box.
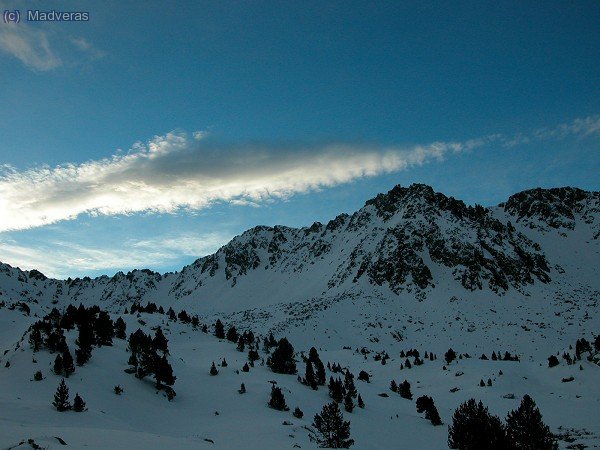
[0,0,598,278]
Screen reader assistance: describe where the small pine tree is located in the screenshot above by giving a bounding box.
[305,360,317,389]
[344,392,354,413]
[29,328,42,352]
[398,380,412,400]
[425,402,442,426]
[153,327,169,354]
[155,355,176,388]
[357,370,369,382]
[34,370,43,381]
[53,379,71,411]
[239,383,246,394]
[114,317,127,339]
[344,371,357,399]
[390,380,398,392]
[73,393,86,412]
[242,362,250,372]
[268,385,289,411]
[53,354,63,375]
[293,406,304,419]
[445,348,457,365]
[226,326,238,343]
[210,361,219,376]
[311,401,354,448]
[548,355,559,368]
[62,349,75,378]
[237,335,245,352]
[214,319,225,339]
[270,337,297,374]
[506,395,558,450]
[114,385,123,395]
[357,394,365,408]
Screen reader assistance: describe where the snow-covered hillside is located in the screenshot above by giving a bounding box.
[0,183,598,449]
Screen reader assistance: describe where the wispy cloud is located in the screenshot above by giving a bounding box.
[0,24,61,71]
[0,231,232,278]
[0,116,597,233]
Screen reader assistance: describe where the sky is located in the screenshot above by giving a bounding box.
[0,0,598,278]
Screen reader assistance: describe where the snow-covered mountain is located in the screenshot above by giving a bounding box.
[0,184,598,449]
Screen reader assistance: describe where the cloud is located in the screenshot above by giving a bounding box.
[1,116,597,233]
[503,115,600,147]
[0,231,232,278]
[69,36,106,60]
[0,24,61,71]
[0,131,489,232]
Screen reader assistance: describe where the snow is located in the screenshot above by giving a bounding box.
[0,184,598,448]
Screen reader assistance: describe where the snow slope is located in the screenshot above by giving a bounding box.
[0,183,598,449]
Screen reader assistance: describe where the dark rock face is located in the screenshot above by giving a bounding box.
[504,187,599,235]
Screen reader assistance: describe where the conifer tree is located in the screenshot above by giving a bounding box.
[210,361,219,376]
[73,393,86,412]
[311,401,354,448]
[53,354,63,375]
[390,380,398,392]
[357,394,365,408]
[270,337,297,374]
[237,335,245,352]
[53,379,71,411]
[329,377,344,403]
[344,392,354,413]
[505,395,558,450]
[426,402,442,426]
[399,380,412,400]
[293,406,304,419]
[29,328,42,352]
[95,311,114,346]
[305,360,317,389]
[445,348,457,364]
[214,319,225,339]
[227,326,238,342]
[344,371,357,399]
[155,355,176,388]
[448,399,509,449]
[62,348,75,378]
[114,317,127,339]
[268,385,289,411]
[153,327,169,354]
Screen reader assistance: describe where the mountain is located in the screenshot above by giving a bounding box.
[0,183,598,449]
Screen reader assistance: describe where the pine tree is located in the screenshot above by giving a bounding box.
[242,362,250,372]
[210,361,219,376]
[268,385,289,411]
[448,399,509,449]
[34,370,43,381]
[95,311,114,346]
[311,401,354,448]
[53,354,63,375]
[153,327,169,354]
[293,406,304,419]
[344,392,354,413]
[505,395,558,450]
[155,355,176,388]
[226,326,238,342]
[62,348,75,378]
[357,394,365,408]
[425,401,442,426]
[416,395,434,413]
[305,360,317,389]
[344,371,357,399]
[309,347,327,385]
[114,317,127,339]
[53,379,71,411]
[270,337,297,374]
[237,335,245,352]
[399,380,412,400]
[29,327,42,352]
[329,377,344,403]
[73,393,86,412]
[445,348,457,365]
[239,383,246,394]
[214,319,225,339]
